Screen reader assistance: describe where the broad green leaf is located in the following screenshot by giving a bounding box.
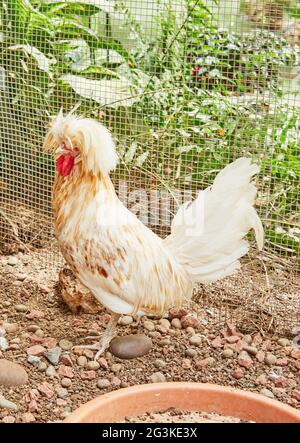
[60,74,139,108]
[6,44,53,77]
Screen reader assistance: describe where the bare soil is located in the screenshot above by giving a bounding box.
[0,244,299,423]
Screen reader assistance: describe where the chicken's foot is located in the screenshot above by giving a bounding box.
[72,313,121,360]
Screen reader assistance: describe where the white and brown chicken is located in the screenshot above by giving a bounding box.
[43,111,264,360]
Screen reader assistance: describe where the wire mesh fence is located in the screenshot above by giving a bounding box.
[0,1,299,333]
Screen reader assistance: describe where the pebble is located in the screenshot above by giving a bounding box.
[265,353,277,366]
[61,377,72,388]
[158,338,170,347]
[242,345,258,355]
[16,273,27,281]
[44,347,62,366]
[97,378,111,389]
[149,372,166,383]
[110,335,152,359]
[243,335,252,344]
[60,354,73,366]
[2,415,16,423]
[222,349,234,358]
[159,319,171,329]
[0,398,18,410]
[278,338,290,347]
[87,361,100,370]
[77,356,87,367]
[38,362,47,372]
[26,310,44,320]
[58,365,74,378]
[291,349,300,359]
[0,359,28,386]
[80,370,96,380]
[185,348,197,358]
[46,366,56,377]
[255,374,268,385]
[195,357,215,369]
[111,376,121,386]
[211,336,223,348]
[168,308,188,320]
[7,256,18,266]
[154,359,167,369]
[182,358,191,369]
[37,382,54,399]
[56,388,69,399]
[59,339,73,351]
[171,318,182,329]
[119,315,133,326]
[27,345,46,356]
[0,327,5,337]
[15,304,28,313]
[3,323,18,334]
[181,315,199,329]
[35,329,44,338]
[111,363,122,373]
[27,325,39,333]
[260,388,275,399]
[232,367,244,379]
[189,335,202,346]
[27,356,41,366]
[143,321,155,331]
[21,413,35,423]
[238,351,253,369]
[83,349,94,359]
[256,350,265,363]
[0,337,8,351]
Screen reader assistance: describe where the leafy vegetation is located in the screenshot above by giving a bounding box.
[0,0,299,259]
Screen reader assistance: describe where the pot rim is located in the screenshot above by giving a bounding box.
[64,382,300,423]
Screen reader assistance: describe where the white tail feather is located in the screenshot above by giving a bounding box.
[163,158,264,283]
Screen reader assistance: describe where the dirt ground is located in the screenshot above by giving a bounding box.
[0,245,299,423]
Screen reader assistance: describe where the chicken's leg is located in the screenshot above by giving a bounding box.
[72,313,121,360]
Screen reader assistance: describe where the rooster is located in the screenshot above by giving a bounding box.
[43,111,264,360]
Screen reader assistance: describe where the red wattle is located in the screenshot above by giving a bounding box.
[56,153,75,177]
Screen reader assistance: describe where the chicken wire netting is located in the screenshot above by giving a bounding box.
[0,1,299,334]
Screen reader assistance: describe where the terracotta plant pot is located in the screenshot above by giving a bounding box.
[64,382,300,423]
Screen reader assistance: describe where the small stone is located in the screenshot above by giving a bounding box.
[159,319,171,328]
[211,336,223,348]
[15,304,28,313]
[195,357,215,370]
[58,365,74,378]
[277,358,288,366]
[265,353,277,366]
[255,374,268,385]
[3,323,18,334]
[111,376,121,386]
[171,318,182,329]
[35,329,44,338]
[59,339,73,351]
[46,366,56,377]
[43,338,57,349]
[182,358,191,369]
[98,357,109,370]
[27,355,41,366]
[118,315,133,326]
[0,337,8,351]
[185,348,197,358]
[189,335,202,346]
[83,349,94,359]
[2,415,16,423]
[168,308,188,320]
[181,315,199,329]
[110,335,152,359]
[238,351,253,369]
[56,387,69,399]
[156,325,168,334]
[111,363,122,373]
[226,335,240,344]
[232,367,244,379]
[0,327,6,337]
[37,382,54,399]
[60,354,73,367]
[260,388,274,399]
[186,327,195,335]
[0,398,18,410]
[154,359,166,369]
[21,412,36,423]
[243,335,252,344]
[158,338,170,347]
[27,325,39,333]
[143,321,155,331]
[61,377,72,388]
[86,361,100,370]
[77,356,87,367]
[25,310,44,320]
[291,349,300,359]
[273,376,288,388]
[278,338,290,347]
[97,378,111,389]
[26,345,46,357]
[149,372,166,383]
[37,362,47,372]
[7,256,18,266]
[0,359,28,386]
[80,370,96,380]
[44,347,62,366]
[291,391,300,401]
[242,345,258,355]
[256,351,265,363]
[222,349,234,358]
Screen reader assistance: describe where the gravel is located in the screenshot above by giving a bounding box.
[97,379,111,389]
[149,372,166,383]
